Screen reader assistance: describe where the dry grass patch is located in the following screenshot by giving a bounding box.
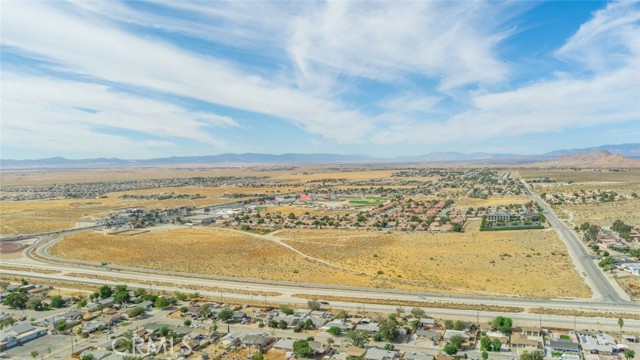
[557,200,640,227]
[276,220,591,299]
[455,196,533,209]
[293,294,524,313]
[530,307,640,320]
[49,228,375,287]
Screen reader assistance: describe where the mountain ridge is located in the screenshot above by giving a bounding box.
[2,143,639,169]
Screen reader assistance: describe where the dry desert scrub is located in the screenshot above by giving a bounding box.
[530,307,640,320]
[64,272,280,297]
[293,294,524,313]
[51,221,590,298]
[276,219,591,299]
[50,228,378,288]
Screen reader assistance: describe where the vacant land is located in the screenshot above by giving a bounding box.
[49,228,373,287]
[522,169,640,227]
[50,220,590,298]
[454,195,532,209]
[278,220,589,298]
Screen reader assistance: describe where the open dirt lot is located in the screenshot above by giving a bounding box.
[521,169,640,227]
[50,221,590,299]
[277,220,590,299]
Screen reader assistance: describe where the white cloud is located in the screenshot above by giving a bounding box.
[1,1,375,145]
[556,0,640,73]
[372,1,640,145]
[2,1,638,157]
[287,1,522,91]
[1,72,236,157]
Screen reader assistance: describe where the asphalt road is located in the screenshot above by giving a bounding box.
[520,180,626,303]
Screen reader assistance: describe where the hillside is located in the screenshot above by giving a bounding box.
[535,150,640,168]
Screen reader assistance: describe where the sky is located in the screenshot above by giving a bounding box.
[1,0,640,160]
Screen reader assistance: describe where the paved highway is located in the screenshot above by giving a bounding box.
[520,180,627,303]
[1,187,637,331]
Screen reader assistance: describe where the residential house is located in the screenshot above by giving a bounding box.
[549,339,580,353]
[0,323,47,350]
[321,321,353,332]
[365,347,401,360]
[579,333,614,355]
[443,330,470,341]
[415,330,442,342]
[596,333,616,346]
[510,334,541,350]
[419,318,436,329]
[83,321,104,334]
[521,326,542,337]
[242,334,274,351]
[487,210,510,222]
[220,332,241,347]
[356,322,380,333]
[138,300,153,310]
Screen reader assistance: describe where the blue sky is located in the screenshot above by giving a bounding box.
[1,0,639,159]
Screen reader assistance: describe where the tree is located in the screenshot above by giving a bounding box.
[218,309,233,322]
[345,330,369,347]
[625,350,636,360]
[98,285,113,299]
[27,297,43,311]
[154,297,171,309]
[278,320,288,330]
[0,317,15,329]
[80,355,95,360]
[199,304,211,318]
[619,318,625,337]
[184,319,192,326]
[76,298,87,309]
[411,308,425,318]
[454,320,466,331]
[2,290,28,309]
[293,339,314,358]
[113,286,130,304]
[127,307,145,318]
[492,338,502,352]
[384,344,395,350]
[30,351,39,360]
[307,299,321,311]
[50,295,65,308]
[279,304,294,315]
[444,343,458,355]
[482,351,489,360]
[449,335,465,350]
[379,317,399,341]
[327,326,342,336]
[55,321,67,332]
[159,325,170,337]
[444,320,454,329]
[252,351,265,360]
[303,318,314,329]
[520,351,544,360]
[480,336,492,351]
[268,320,278,328]
[493,316,513,334]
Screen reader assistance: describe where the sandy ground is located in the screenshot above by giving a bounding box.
[50,220,590,299]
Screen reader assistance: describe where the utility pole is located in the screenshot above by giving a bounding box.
[476,311,479,327]
[539,314,542,329]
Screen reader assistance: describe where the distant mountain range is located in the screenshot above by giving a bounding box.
[2,143,639,169]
